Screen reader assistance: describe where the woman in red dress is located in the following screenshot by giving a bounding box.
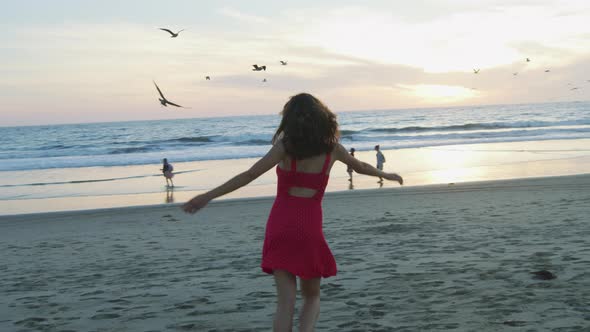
[183,93,403,331]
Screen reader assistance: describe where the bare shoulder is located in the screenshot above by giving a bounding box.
[246,139,286,178]
[263,139,286,162]
[271,139,286,154]
[332,143,348,160]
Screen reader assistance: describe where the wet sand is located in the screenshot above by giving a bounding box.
[1,174,589,331]
[2,138,590,215]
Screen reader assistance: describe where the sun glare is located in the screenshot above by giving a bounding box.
[399,84,478,102]
[422,147,484,184]
[294,5,590,73]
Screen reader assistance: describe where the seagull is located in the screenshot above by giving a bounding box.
[513,72,518,76]
[280,60,288,65]
[205,76,210,80]
[526,58,531,62]
[473,68,480,74]
[570,87,580,91]
[159,28,185,38]
[545,69,550,73]
[252,64,266,71]
[153,81,185,108]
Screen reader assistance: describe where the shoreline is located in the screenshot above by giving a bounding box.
[1,138,590,215]
[1,172,588,221]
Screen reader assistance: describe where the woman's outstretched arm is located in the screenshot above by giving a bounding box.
[334,144,403,184]
[182,141,286,214]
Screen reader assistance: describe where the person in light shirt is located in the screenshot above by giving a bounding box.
[375,145,386,183]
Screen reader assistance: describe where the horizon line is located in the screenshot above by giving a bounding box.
[1,99,588,129]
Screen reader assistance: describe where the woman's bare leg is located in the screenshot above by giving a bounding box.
[273,270,297,332]
[299,277,321,332]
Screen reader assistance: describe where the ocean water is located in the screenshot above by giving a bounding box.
[1,101,590,208]
[1,101,589,172]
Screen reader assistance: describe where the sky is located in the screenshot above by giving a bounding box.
[1,0,589,126]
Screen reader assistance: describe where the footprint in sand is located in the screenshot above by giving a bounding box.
[161,214,179,222]
[107,298,132,305]
[368,308,386,318]
[174,303,195,310]
[185,307,219,316]
[167,322,204,331]
[24,304,41,309]
[320,283,344,296]
[91,313,120,320]
[237,301,266,311]
[81,290,104,297]
[531,270,557,280]
[171,297,214,311]
[503,320,527,327]
[124,312,158,321]
[14,317,47,327]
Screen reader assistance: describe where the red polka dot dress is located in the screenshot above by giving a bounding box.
[261,153,337,279]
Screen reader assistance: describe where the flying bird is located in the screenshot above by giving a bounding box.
[205,76,210,80]
[526,58,531,62]
[473,68,480,74]
[545,69,550,73]
[153,81,185,108]
[262,78,267,82]
[280,61,288,65]
[570,87,580,91]
[513,72,518,76]
[159,28,185,38]
[252,64,266,71]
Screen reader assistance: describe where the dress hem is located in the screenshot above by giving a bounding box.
[261,265,337,280]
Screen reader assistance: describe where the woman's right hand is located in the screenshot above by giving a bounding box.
[385,173,403,185]
[182,194,211,214]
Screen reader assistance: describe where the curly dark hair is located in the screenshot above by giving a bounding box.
[272,93,340,160]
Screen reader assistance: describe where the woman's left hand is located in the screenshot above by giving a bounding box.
[384,173,403,185]
[182,194,211,214]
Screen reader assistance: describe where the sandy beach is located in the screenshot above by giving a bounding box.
[1,174,589,331]
[3,0,590,330]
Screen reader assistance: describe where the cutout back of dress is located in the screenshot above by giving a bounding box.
[276,153,331,200]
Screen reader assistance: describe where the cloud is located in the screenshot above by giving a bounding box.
[396,84,479,103]
[1,1,590,125]
[279,3,590,72]
[218,7,269,25]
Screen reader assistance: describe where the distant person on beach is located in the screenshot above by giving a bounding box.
[347,148,355,182]
[161,158,174,187]
[183,93,403,331]
[375,145,386,183]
